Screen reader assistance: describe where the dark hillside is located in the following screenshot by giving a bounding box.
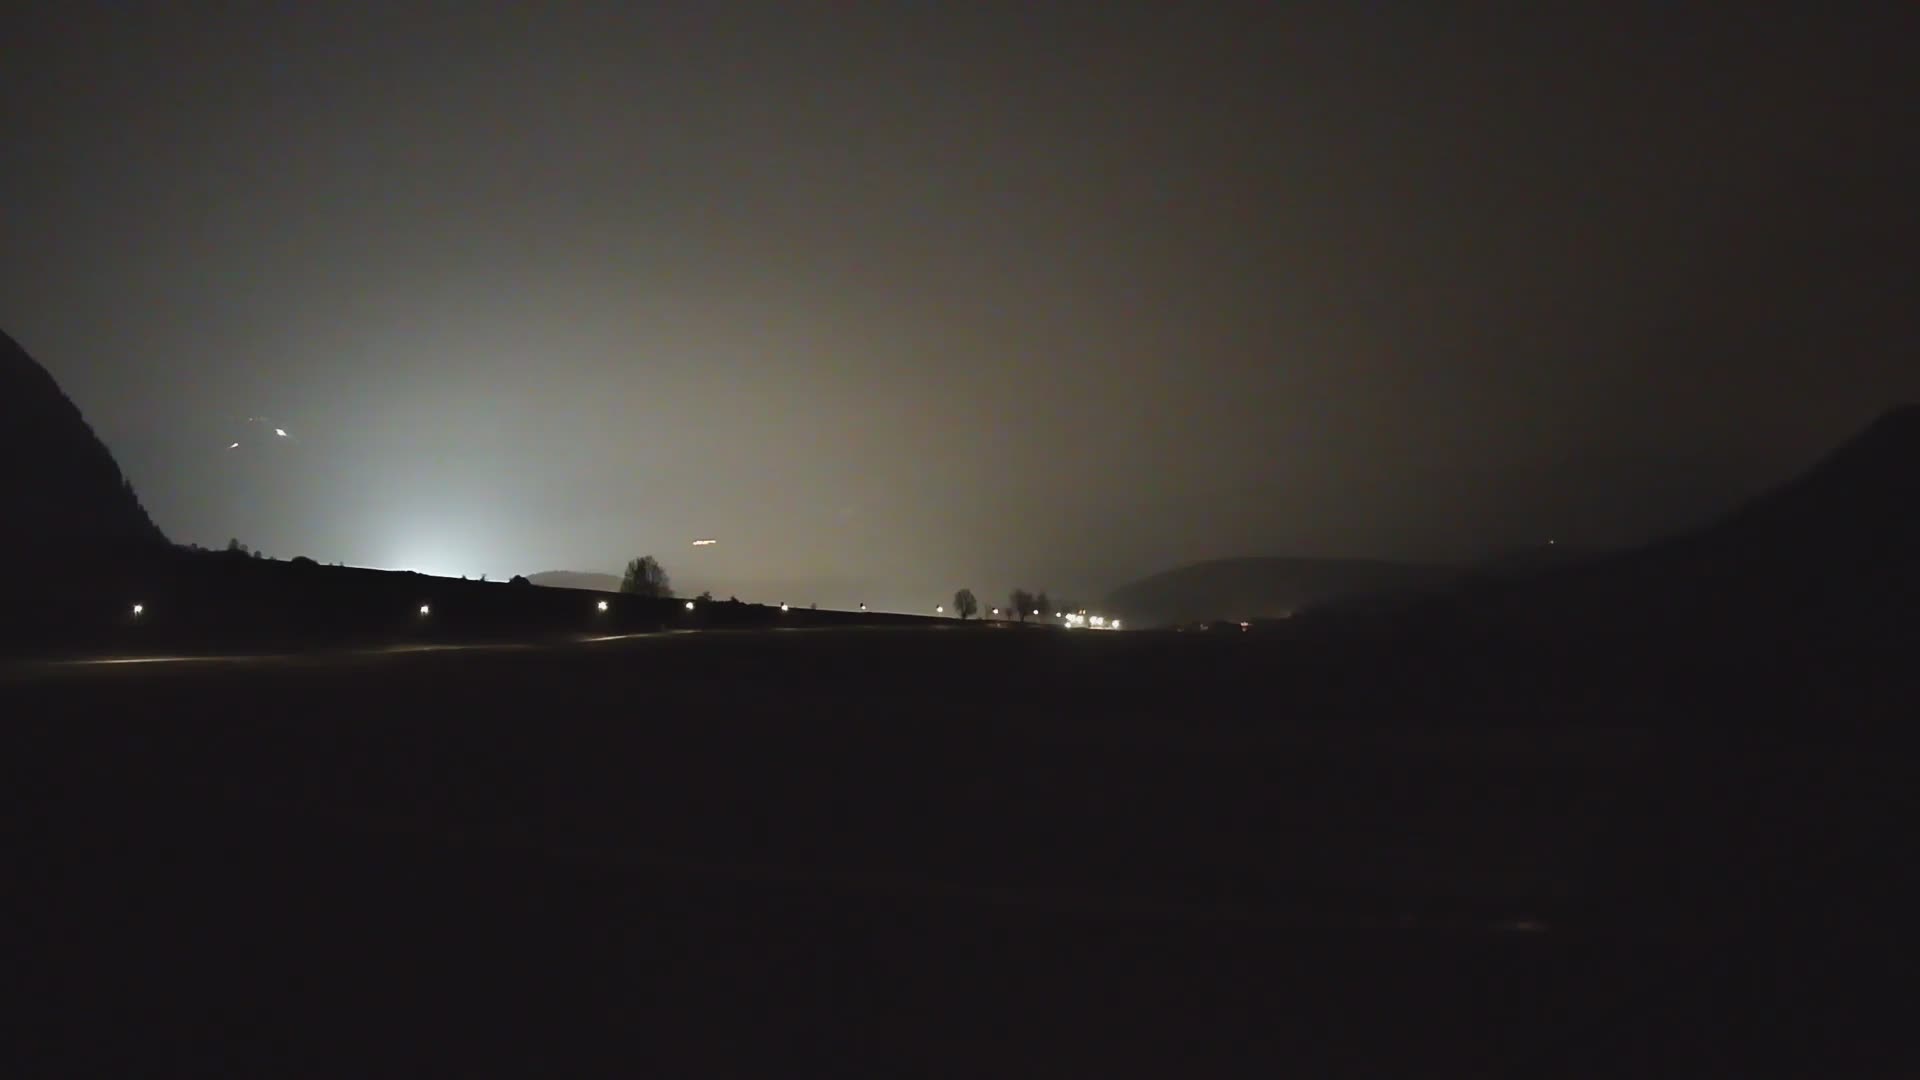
[1385,405,1920,701]
[0,329,166,559]
[1104,557,1458,627]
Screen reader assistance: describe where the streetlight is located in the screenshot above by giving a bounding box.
[596,599,609,612]
[780,602,790,612]
[991,607,1000,616]
[685,600,696,611]
[1032,609,1040,616]
[131,603,144,617]
[936,604,944,613]
[418,604,431,616]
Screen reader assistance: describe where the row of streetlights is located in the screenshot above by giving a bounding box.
[124,596,1086,626]
[925,603,1121,629]
[128,598,809,619]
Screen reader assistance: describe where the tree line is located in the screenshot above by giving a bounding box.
[951,586,1056,622]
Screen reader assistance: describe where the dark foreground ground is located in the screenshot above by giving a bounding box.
[4,628,1912,1075]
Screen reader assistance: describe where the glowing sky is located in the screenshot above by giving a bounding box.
[4,4,1915,609]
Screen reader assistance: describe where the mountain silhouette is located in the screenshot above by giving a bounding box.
[1693,403,1920,559]
[0,329,167,561]
[1434,404,1920,660]
[1104,556,1458,627]
[525,570,623,593]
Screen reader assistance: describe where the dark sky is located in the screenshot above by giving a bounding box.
[5,3,1915,608]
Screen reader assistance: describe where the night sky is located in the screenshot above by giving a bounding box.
[5,4,1915,609]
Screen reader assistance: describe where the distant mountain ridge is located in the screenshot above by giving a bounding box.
[526,570,623,593]
[0,329,166,560]
[1414,403,1920,661]
[1103,557,1459,627]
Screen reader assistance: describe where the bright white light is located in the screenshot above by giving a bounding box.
[1032,609,1040,616]
[227,442,240,450]
[991,607,1000,616]
[596,600,609,612]
[131,603,144,616]
[418,604,431,616]
[1090,615,1106,627]
[780,602,790,612]
[1054,612,1062,618]
[692,538,717,546]
[274,428,288,438]
[1111,619,1121,630]
[936,604,944,613]
[1239,620,1250,630]
[859,603,867,611]
[685,600,695,610]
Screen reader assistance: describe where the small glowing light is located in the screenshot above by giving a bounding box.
[1032,609,1040,616]
[131,603,144,616]
[1111,619,1121,630]
[1239,620,1250,630]
[1054,612,1062,618]
[780,602,790,612]
[418,604,431,616]
[274,428,288,438]
[1090,615,1106,627]
[685,600,696,610]
[936,604,944,613]
[991,607,1000,616]
[596,600,609,612]
[227,442,240,450]
[859,603,868,611]
[691,538,717,546]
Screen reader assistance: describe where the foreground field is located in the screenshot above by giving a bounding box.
[5,629,1908,1074]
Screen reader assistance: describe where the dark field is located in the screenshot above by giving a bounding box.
[5,629,1910,1075]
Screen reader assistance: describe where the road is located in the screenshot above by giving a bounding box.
[4,628,1908,1073]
